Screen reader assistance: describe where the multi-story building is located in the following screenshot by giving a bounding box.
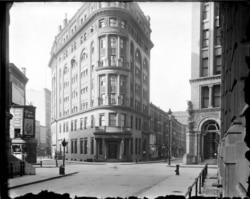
[49,2,153,162]
[26,88,51,156]
[149,103,186,160]
[184,2,222,164]
[9,63,37,163]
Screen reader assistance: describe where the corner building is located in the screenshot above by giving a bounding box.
[184,2,221,164]
[49,2,153,162]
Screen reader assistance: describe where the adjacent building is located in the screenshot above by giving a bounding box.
[26,88,51,156]
[218,3,250,197]
[49,2,153,162]
[184,2,222,164]
[149,104,186,160]
[9,63,37,163]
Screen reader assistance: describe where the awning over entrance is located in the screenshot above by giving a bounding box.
[94,126,132,139]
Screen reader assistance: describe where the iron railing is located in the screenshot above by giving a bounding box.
[184,163,208,198]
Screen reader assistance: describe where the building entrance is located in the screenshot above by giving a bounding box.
[202,120,220,160]
[107,142,118,159]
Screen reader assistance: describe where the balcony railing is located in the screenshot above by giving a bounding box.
[97,60,129,70]
[95,126,131,133]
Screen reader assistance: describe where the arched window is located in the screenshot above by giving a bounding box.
[80,49,88,61]
[71,59,77,69]
[135,49,142,67]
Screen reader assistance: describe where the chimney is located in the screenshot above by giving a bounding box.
[21,67,26,76]
[63,13,67,27]
[58,25,62,33]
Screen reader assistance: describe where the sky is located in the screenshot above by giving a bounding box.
[9,2,192,112]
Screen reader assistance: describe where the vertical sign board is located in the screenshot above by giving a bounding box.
[23,106,36,138]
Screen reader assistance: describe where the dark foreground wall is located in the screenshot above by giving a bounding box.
[219,2,250,198]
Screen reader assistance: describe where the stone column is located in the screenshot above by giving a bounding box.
[183,131,197,164]
[119,139,124,160]
[103,138,106,160]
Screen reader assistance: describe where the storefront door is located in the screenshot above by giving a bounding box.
[108,143,118,159]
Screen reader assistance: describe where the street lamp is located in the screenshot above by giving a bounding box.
[62,138,68,167]
[168,108,172,166]
[51,118,58,167]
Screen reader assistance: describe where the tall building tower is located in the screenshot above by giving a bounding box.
[26,88,51,155]
[184,2,221,164]
[49,2,153,162]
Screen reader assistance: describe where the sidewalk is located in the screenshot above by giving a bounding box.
[201,165,220,197]
[8,165,78,189]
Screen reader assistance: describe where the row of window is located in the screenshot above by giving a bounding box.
[201,55,222,77]
[58,113,147,133]
[201,85,220,108]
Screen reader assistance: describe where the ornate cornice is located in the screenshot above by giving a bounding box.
[190,75,221,84]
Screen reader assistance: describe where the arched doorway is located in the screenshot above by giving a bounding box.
[202,120,220,160]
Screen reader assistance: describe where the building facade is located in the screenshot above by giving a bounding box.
[49,2,153,162]
[184,2,222,164]
[26,88,51,156]
[218,3,250,197]
[9,63,37,163]
[149,103,186,160]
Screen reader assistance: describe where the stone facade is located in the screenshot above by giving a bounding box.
[218,2,250,197]
[49,2,153,162]
[184,2,222,164]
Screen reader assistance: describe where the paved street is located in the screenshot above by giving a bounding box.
[8,160,207,199]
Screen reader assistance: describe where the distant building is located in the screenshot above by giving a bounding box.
[173,111,188,125]
[149,103,186,160]
[49,2,153,162]
[184,2,221,164]
[26,88,51,156]
[9,63,37,163]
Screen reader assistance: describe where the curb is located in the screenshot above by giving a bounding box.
[9,172,78,189]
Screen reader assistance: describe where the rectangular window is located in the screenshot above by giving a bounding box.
[203,3,209,20]
[109,113,116,126]
[100,114,105,126]
[91,115,94,128]
[99,19,105,28]
[80,138,83,154]
[121,20,126,29]
[84,138,88,154]
[91,138,94,154]
[121,114,126,127]
[80,118,83,130]
[74,139,77,154]
[214,56,222,75]
[84,117,87,129]
[130,116,133,128]
[109,18,117,27]
[139,138,141,154]
[201,86,209,108]
[110,55,116,66]
[110,93,116,105]
[202,29,209,48]
[213,85,221,107]
[215,27,221,46]
[71,139,74,154]
[201,58,209,77]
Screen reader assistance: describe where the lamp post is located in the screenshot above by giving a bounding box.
[52,118,58,167]
[168,109,172,166]
[61,138,68,167]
